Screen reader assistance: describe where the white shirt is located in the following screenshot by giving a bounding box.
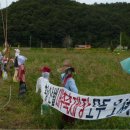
[36,77,49,105]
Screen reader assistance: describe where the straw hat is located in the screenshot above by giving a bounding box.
[57,59,74,73]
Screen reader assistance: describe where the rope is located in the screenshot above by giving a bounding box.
[0,85,12,110]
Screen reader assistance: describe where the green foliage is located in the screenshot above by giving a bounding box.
[0,48,130,129]
[0,0,130,47]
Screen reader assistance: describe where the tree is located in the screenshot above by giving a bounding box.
[63,35,73,48]
[121,32,129,49]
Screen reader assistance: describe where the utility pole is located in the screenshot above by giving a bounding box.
[41,40,43,48]
[0,3,6,43]
[5,0,8,47]
[29,35,32,48]
[51,42,52,48]
[0,0,10,59]
[120,32,122,46]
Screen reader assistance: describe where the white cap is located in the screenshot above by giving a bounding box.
[14,49,20,53]
[15,49,20,57]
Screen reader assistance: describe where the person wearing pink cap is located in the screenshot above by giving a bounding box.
[36,66,51,115]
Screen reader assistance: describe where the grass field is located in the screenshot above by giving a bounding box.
[0,48,130,129]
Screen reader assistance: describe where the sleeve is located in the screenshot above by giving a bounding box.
[36,78,40,93]
[68,79,78,94]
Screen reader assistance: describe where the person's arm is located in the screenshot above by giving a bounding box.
[36,78,40,93]
[68,79,78,94]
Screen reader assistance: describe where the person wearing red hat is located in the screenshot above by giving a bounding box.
[36,66,51,115]
[40,66,51,80]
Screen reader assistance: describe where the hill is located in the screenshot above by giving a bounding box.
[0,0,130,47]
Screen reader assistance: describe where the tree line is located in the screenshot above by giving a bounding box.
[0,0,130,48]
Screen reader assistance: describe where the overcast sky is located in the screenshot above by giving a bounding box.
[77,0,130,4]
[0,0,130,8]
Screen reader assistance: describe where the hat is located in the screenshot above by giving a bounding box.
[40,66,51,73]
[18,55,27,65]
[65,67,75,73]
[14,49,20,53]
[57,59,73,73]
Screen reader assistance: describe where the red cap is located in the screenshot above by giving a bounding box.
[40,66,51,73]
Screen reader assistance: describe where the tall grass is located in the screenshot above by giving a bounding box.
[0,48,130,129]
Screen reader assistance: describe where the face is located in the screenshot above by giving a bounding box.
[61,73,65,80]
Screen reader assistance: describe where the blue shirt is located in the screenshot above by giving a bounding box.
[64,77,78,94]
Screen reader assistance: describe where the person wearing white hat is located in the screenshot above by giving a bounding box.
[14,49,20,56]
[0,52,3,78]
[13,49,20,82]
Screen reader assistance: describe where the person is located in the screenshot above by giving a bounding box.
[1,55,8,80]
[61,67,78,94]
[0,52,3,78]
[13,49,20,82]
[59,59,78,93]
[59,59,78,126]
[17,55,27,97]
[7,56,14,77]
[36,66,51,115]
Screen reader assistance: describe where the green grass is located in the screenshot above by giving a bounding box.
[0,48,130,129]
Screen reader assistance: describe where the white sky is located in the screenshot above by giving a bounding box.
[77,0,130,4]
[0,0,130,8]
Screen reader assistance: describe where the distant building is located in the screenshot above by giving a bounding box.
[75,44,91,49]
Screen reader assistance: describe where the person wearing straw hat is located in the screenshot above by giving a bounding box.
[59,59,78,93]
[59,59,78,127]
[36,66,51,115]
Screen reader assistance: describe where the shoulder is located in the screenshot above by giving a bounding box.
[67,78,76,86]
[37,77,49,83]
[67,78,75,83]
